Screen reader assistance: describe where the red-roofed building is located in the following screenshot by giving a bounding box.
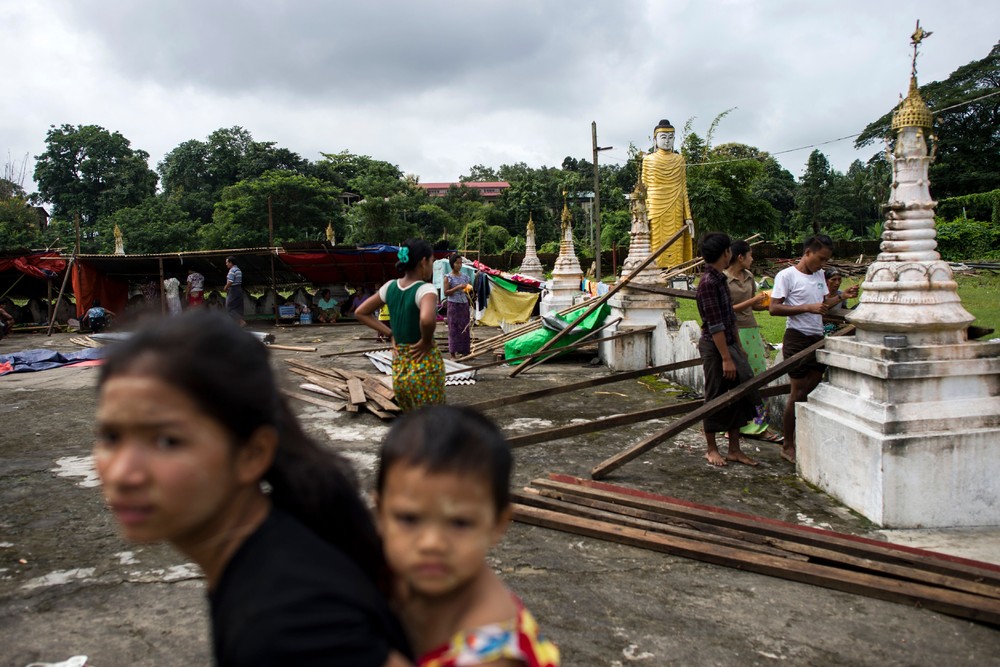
[419,181,510,201]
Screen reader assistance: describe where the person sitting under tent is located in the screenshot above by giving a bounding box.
[83,299,115,333]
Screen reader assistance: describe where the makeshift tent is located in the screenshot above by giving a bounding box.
[0,252,67,299]
[279,244,451,286]
[71,247,301,316]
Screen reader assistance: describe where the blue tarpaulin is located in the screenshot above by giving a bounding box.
[0,348,107,376]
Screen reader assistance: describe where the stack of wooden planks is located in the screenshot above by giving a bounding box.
[513,474,1000,626]
[283,359,401,419]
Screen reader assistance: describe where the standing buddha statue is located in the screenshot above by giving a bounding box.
[641,119,694,269]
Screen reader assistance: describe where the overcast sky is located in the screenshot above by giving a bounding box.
[2,1,997,194]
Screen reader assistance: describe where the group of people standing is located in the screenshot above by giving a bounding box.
[695,233,857,466]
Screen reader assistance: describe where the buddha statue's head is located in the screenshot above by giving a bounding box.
[653,119,675,152]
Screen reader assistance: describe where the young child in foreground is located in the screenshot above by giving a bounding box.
[375,406,560,667]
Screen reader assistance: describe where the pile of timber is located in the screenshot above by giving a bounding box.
[513,474,1000,626]
[283,359,401,419]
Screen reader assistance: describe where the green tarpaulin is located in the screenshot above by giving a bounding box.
[503,303,611,364]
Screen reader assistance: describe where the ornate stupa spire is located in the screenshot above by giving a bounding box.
[618,170,660,285]
[325,222,336,245]
[519,212,544,280]
[847,22,973,344]
[540,190,584,314]
[553,191,583,276]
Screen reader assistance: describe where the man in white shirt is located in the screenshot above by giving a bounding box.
[769,235,858,464]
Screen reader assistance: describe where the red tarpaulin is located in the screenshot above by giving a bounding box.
[72,261,129,318]
[0,253,67,280]
[281,246,450,286]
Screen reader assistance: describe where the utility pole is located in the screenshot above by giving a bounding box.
[591,121,612,281]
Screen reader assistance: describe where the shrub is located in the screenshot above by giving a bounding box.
[935,217,1000,262]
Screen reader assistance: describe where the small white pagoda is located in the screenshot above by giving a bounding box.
[539,193,584,315]
[798,24,1000,527]
[518,213,545,281]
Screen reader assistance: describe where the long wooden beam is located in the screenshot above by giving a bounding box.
[625,284,697,299]
[505,384,790,449]
[494,316,623,377]
[522,482,1000,600]
[540,474,1000,587]
[464,357,701,411]
[512,489,807,561]
[509,227,686,378]
[590,330,851,479]
[512,504,1000,626]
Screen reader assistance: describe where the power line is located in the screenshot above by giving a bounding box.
[597,89,999,170]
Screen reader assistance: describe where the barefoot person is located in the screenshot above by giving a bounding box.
[769,234,858,463]
[695,232,760,467]
[725,240,781,442]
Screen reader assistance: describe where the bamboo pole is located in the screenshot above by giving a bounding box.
[46,256,74,337]
[450,322,651,377]
[591,328,853,479]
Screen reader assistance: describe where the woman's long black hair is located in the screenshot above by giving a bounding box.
[97,310,387,588]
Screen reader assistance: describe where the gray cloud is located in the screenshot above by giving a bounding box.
[5,0,998,189]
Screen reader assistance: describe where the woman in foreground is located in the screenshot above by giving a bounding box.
[93,310,412,666]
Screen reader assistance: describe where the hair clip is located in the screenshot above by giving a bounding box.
[397,247,410,263]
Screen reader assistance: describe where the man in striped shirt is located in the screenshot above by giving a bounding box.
[224,256,246,326]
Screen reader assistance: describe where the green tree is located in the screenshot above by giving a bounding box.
[856,41,1000,198]
[460,164,500,182]
[159,127,308,224]
[685,143,781,241]
[793,150,834,235]
[33,124,158,234]
[101,198,200,254]
[312,151,406,199]
[0,180,43,250]
[200,170,343,249]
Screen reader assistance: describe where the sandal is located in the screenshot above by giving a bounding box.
[747,430,784,444]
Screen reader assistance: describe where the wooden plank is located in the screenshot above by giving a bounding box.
[512,489,807,561]
[512,504,1000,626]
[539,475,1000,587]
[466,296,604,357]
[510,227,687,377]
[464,357,701,411]
[448,324,654,377]
[364,402,395,420]
[590,330,851,479]
[521,484,1000,600]
[625,284,697,299]
[346,377,367,405]
[281,389,346,412]
[267,344,318,352]
[505,384,790,448]
[497,316,622,376]
[319,345,393,358]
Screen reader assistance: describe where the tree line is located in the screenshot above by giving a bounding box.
[1,42,997,260]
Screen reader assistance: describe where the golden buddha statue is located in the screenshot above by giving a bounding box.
[641,119,693,269]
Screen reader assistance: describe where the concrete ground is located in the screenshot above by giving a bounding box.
[2,320,998,667]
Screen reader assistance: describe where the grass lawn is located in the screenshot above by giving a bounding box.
[676,272,1000,348]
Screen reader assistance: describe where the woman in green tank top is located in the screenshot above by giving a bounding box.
[355,239,445,411]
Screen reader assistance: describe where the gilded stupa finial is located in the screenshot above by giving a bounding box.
[892,20,933,131]
[561,191,571,229]
[527,212,535,235]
